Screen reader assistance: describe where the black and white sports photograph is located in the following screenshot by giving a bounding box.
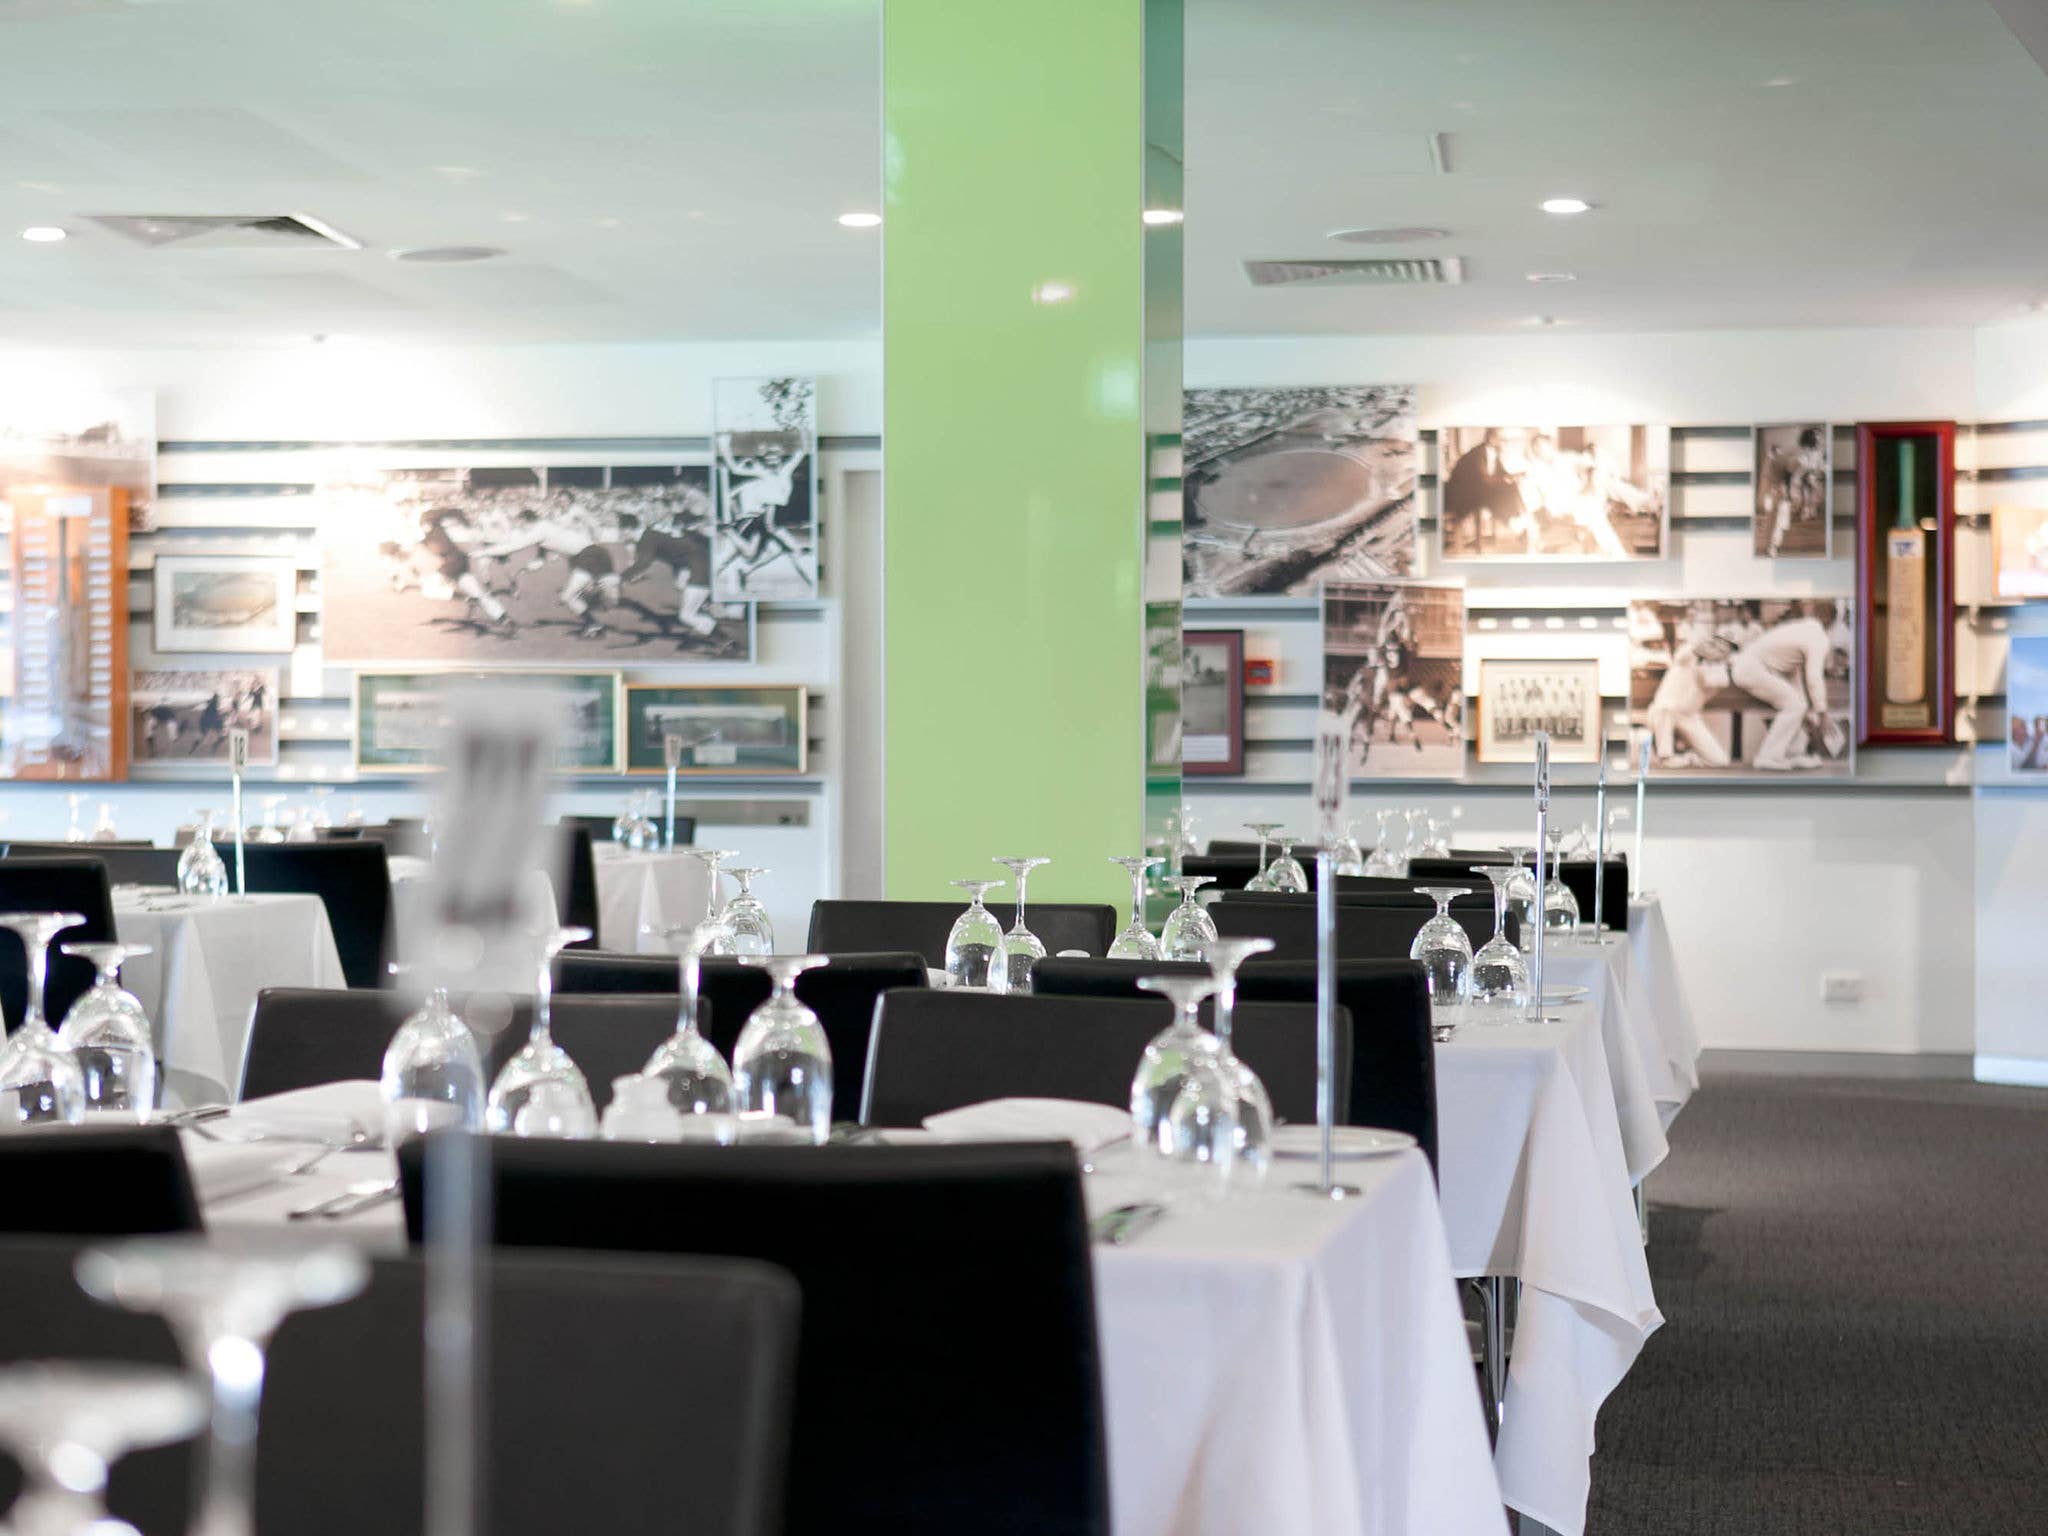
[321,465,753,664]
[1477,656,1603,764]
[130,668,280,767]
[1180,628,1244,775]
[0,386,155,531]
[1628,597,1854,778]
[1322,579,1466,778]
[711,376,819,600]
[152,556,300,654]
[1439,424,1669,561]
[1182,384,1418,597]
[1753,423,1832,559]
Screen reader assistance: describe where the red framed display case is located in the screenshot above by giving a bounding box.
[1855,421,1955,745]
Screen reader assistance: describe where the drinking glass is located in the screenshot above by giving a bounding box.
[1201,935,1277,1177]
[1409,888,1473,1036]
[1106,856,1164,960]
[0,1362,205,1536]
[1498,844,1540,943]
[89,802,119,842]
[1173,809,1200,859]
[1466,867,1529,1012]
[485,927,598,1138]
[681,848,738,956]
[1160,876,1218,961]
[944,880,1008,990]
[602,1074,688,1142]
[342,795,366,828]
[56,940,157,1120]
[1332,818,1367,877]
[283,806,318,843]
[642,923,736,1143]
[178,811,229,899]
[255,796,287,844]
[610,799,636,845]
[76,1237,369,1536]
[1420,814,1452,858]
[1542,829,1581,934]
[723,867,775,957]
[732,955,832,1144]
[992,856,1051,990]
[623,792,661,852]
[1132,975,1238,1198]
[308,785,336,831]
[378,972,486,1143]
[1265,836,1308,894]
[0,911,88,1128]
[1240,822,1282,891]
[1363,808,1402,876]
[64,793,86,844]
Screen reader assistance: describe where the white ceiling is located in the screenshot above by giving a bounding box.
[0,0,2044,346]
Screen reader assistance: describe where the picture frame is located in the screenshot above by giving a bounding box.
[1752,423,1833,560]
[621,684,809,775]
[710,378,820,600]
[152,555,298,654]
[2008,634,2048,773]
[1477,656,1603,765]
[353,669,620,775]
[1988,504,2048,601]
[1854,421,1955,745]
[1,485,130,781]
[1181,629,1246,775]
[1436,424,1669,562]
[1322,578,1467,779]
[130,667,281,770]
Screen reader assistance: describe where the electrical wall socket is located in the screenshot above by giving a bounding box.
[1820,972,1864,1004]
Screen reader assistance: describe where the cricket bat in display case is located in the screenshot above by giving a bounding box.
[1856,422,1954,745]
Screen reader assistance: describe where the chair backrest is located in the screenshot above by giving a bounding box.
[0,857,116,1028]
[399,1137,1110,1536]
[1212,893,1511,957]
[1,843,181,886]
[1333,872,1487,896]
[1558,858,1630,933]
[860,988,1348,1129]
[1405,853,1511,882]
[0,1126,200,1236]
[238,841,394,990]
[559,813,698,848]
[1205,839,1324,858]
[537,824,601,947]
[806,900,1116,966]
[0,1238,798,1536]
[1181,853,1261,892]
[1028,958,1439,1171]
[1220,886,1514,945]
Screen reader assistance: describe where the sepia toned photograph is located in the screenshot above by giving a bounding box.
[2008,635,2048,772]
[622,684,807,775]
[711,377,819,600]
[1181,628,1245,776]
[321,465,753,665]
[130,668,279,767]
[1478,656,1603,765]
[1628,597,1854,778]
[1753,423,1833,559]
[354,669,619,774]
[152,556,298,653]
[0,387,155,531]
[1182,384,1418,597]
[1439,424,1669,561]
[1989,504,2048,600]
[1322,579,1466,778]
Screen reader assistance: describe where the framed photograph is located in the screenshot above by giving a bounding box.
[622,684,808,775]
[1855,421,1955,744]
[152,556,297,654]
[1181,629,1246,775]
[1753,423,1832,559]
[711,377,819,600]
[1323,579,1466,779]
[1182,385,1418,597]
[354,670,620,775]
[0,386,155,531]
[1477,657,1602,765]
[321,464,753,665]
[1627,598,1854,779]
[131,668,279,768]
[1989,505,2048,600]
[1,486,130,781]
[1438,424,1669,562]
[2008,635,2048,772]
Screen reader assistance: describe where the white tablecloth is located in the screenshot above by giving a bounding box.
[1627,896,1702,1110]
[591,845,711,952]
[113,892,346,1108]
[195,1083,1506,1536]
[1434,1001,1663,1536]
[387,856,559,962]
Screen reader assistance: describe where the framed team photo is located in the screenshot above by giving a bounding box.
[152,556,299,654]
[130,668,280,769]
[1322,579,1466,778]
[1477,657,1602,765]
[1181,629,1245,775]
[622,684,808,775]
[1752,423,1832,559]
[1438,424,1669,562]
[354,669,620,775]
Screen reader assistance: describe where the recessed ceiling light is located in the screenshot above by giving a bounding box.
[391,245,507,263]
[1141,208,1183,227]
[836,211,882,229]
[1031,281,1075,306]
[1539,197,1591,215]
[20,226,66,243]
[1526,270,1576,284]
[1762,76,1799,88]
[1328,225,1449,244]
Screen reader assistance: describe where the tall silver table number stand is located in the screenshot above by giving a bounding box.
[227,728,249,896]
[1528,732,1557,1026]
[1633,733,1651,901]
[1586,739,1617,946]
[1296,700,1359,1201]
[663,732,684,850]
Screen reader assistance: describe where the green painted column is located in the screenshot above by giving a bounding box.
[883,0,1183,913]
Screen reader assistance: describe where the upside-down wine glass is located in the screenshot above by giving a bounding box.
[733,954,832,1144]
[681,848,738,956]
[1363,808,1402,876]
[944,879,1008,990]
[1107,856,1164,960]
[1132,974,1239,1199]
[178,811,228,899]
[89,802,119,843]
[992,857,1051,990]
[1498,844,1540,944]
[1409,888,1473,1039]
[56,941,157,1120]
[308,785,336,832]
[1543,828,1581,934]
[1466,867,1529,1013]
[1174,809,1200,859]
[0,1362,205,1536]
[722,867,775,957]
[1160,876,1218,962]
[254,796,286,844]
[64,793,86,844]
[642,922,736,1143]
[1265,836,1309,894]
[378,964,486,1144]
[284,805,318,843]
[1202,934,1278,1177]
[485,926,597,1138]
[1332,818,1367,877]
[0,912,88,1128]
[1420,814,1453,858]
[1240,822,1282,892]
[77,1237,369,1536]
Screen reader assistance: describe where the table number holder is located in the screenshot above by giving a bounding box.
[662,732,684,850]
[1529,733,1552,1024]
[1586,744,1616,945]
[1633,734,1651,901]
[227,728,249,896]
[1298,699,1359,1200]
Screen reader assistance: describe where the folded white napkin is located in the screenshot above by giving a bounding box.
[922,1098,1130,1151]
[178,1137,301,1203]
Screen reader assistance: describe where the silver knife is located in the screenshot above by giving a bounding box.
[286,1179,399,1221]
[1090,1201,1167,1246]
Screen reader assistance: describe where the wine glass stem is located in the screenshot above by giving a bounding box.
[1214,977,1236,1051]
[1256,836,1269,878]
[1128,869,1146,928]
[23,931,48,1029]
[533,952,554,1047]
[1013,874,1029,935]
[677,952,701,1035]
[194,1331,267,1536]
[1492,882,1508,942]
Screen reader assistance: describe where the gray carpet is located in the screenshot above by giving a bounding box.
[1585,1074,2048,1534]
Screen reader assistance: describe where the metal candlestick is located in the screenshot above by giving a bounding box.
[662,733,684,850]
[1298,699,1359,1199]
[227,728,249,896]
[1530,733,1549,1023]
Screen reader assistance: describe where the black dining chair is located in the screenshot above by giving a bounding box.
[1,843,182,886]
[1405,853,1513,882]
[1557,858,1630,934]
[537,825,602,948]
[1180,853,1264,892]
[1205,840,1323,858]
[859,988,1348,1129]
[0,858,118,1029]
[399,1136,1112,1536]
[560,812,698,848]
[806,900,1116,966]
[1333,872,1488,896]
[0,1238,800,1536]
[238,841,395,990]
[1029,957,1440,1173]
[1211,894,1512,958]
[0,1126,201,1236]
[1221,886,1510,941]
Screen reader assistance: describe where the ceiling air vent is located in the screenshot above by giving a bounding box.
[1243,256,1465,288]
[83,213,363,251]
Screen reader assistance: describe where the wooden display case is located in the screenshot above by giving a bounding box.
[1855,421,1955,745]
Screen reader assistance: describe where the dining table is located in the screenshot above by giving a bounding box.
[589,844,712,952]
